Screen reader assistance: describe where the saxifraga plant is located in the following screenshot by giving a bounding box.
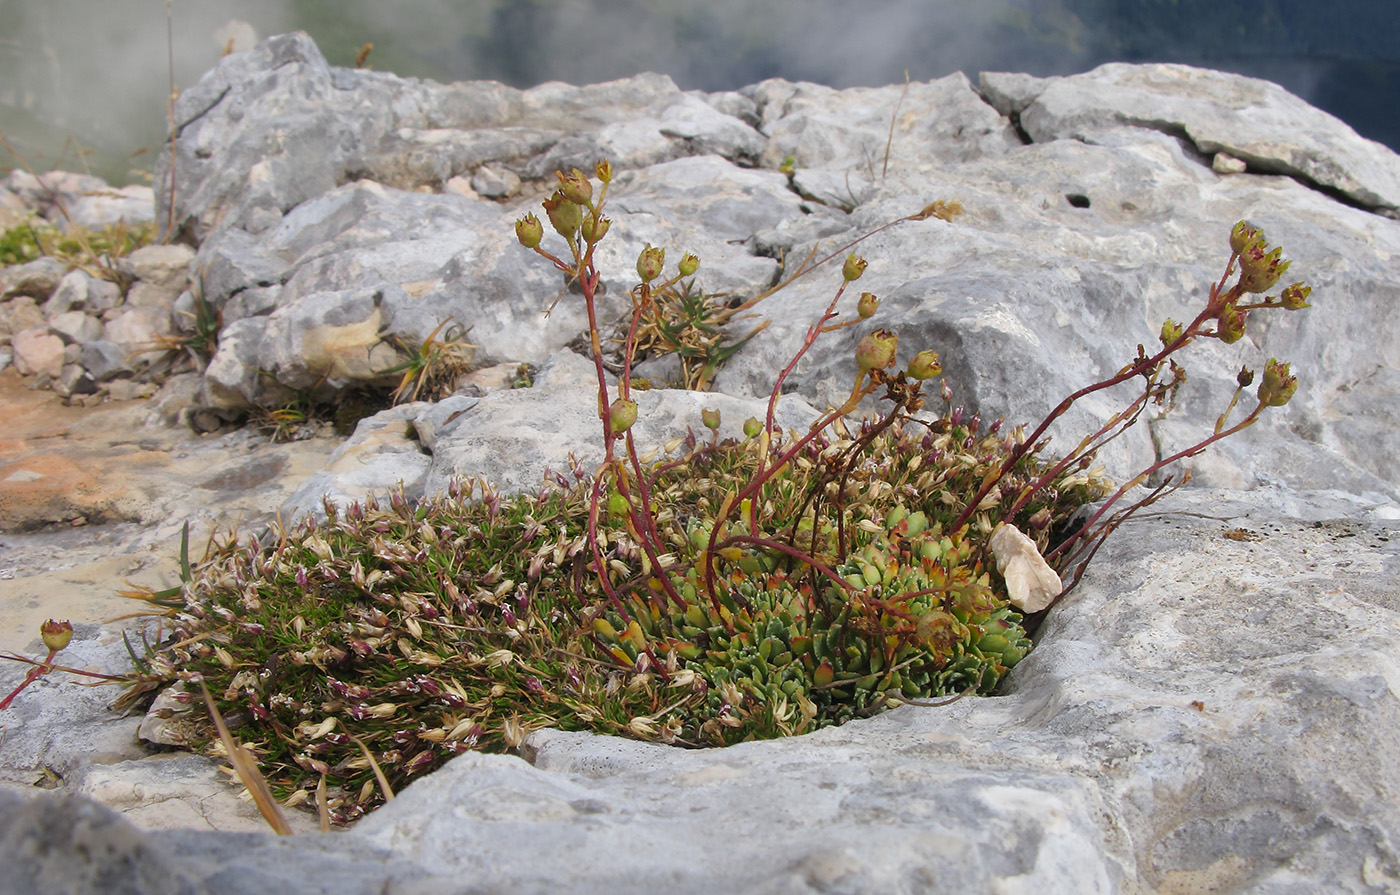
[129,160,1308,824]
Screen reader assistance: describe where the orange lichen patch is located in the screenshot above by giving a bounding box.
[0,453,131,530]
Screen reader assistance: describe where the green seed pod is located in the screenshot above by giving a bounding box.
[1280,282,1311,310]
[1216,303,1247,344]
[636,244,665,283]
[907,350,942,381]
[40,619,73,652]
[514,213,543,248]
[678,253,700,277]
[857,291,879,318]
[580,214,611,244]
[842,253,868,282]
[542,191,582,238]
[855,329,898,375]
[1239,244,1291,294]
[1258,357,1298,407]
[609,398,639,433]
[1160,318,1185,348]
[1229,221,1264,256]
[555,168,593,206]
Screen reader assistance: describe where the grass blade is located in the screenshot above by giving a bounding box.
[199,680,293,835]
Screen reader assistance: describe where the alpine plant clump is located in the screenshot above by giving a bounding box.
[135,161,1310,824]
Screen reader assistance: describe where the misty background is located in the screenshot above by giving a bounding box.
[1,0,1397,186]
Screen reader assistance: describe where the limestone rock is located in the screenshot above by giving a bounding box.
[10,328,65,378]
[122,244,195,289]
[48,311,102,346]
[60,183,156,230]
[280,402,434,523]
[1,296,46,334]
[1,257,66,301]
[1009,62,1400,214]
[101,307,173,370]
[469,164,520,199]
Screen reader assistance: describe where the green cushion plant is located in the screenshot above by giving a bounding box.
[106,162,1309,825]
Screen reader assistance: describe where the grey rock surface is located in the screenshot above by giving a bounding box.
[144,33,1400,505]
[985,63,1400,214]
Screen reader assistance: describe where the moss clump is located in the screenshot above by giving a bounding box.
[157,412,1105,823]
[0,217,155,270]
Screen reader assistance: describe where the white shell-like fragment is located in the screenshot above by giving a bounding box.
[989,522,1063,613]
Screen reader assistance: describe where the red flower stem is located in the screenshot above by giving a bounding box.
[949,266,1243,538]
[0,648,58,710]
[1047,404,1264,561]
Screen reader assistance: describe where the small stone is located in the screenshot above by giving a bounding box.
[44,269,95,317]
[0,256,66,301]
[54,363,96,397]
[81,340,135,381]
[220,284,281,322]
[10,327,65,378]
[123,244,195,289]
[470,165,521,199]
[87,277,122,312]
[1213,152,1248,174]
[125,281,184,309]
[49,310,103,345]
[102,306,173,369]
[443,175,479,200]
[105,378,158,402]
[1,296,47,334]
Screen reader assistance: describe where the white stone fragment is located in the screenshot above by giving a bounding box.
[989,522,1063,612]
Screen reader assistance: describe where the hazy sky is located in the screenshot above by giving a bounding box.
[0,0,1395,185]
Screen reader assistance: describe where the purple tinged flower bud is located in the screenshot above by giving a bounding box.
[842,253,868,282]
[1237,365,1255,388]
[41,619,72,652]
[701,408,721,431]
[542,191,581,238]
[1238,244,1291,294]
[678,253,700,277]
[855,328,898,374]
[1216,303,1247,344]
[1258,358,1298,407]
[907,349,942,380]
[1229,221,1264,256]
[580,214,611,244]
[1280,282,1311,310]
[555,168,593,206]
[636,244,665,283]
[609,397,639,433]
[1160,318,1185,348]
[742,417,762,439]
[857,292,879,319]
[515,213,543,249]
